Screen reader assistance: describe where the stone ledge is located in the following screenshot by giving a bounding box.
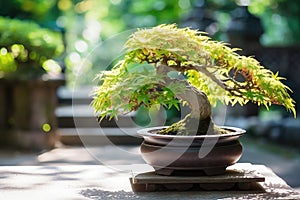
[0,164,299,199]
[58,127,143,146]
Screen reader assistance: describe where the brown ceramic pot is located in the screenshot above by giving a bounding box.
[138,126,246,176]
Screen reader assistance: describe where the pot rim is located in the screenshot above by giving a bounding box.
[137,126,246,139]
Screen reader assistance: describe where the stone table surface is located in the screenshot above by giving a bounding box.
[0,163,299,200]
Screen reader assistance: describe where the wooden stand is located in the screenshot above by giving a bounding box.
[130,163,265,192]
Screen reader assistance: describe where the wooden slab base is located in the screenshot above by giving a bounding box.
[130,163,265,192]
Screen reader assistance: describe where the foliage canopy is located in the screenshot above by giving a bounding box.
[92,24,296,121]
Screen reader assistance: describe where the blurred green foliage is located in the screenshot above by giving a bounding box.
[0,0,59,26]
[0,17,64,79]
[248,0,300,45]
[1,0,300,83]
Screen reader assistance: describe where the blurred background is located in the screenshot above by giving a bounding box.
[0,0,300,192]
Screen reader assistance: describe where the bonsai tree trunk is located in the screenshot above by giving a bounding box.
[156,64,214,135]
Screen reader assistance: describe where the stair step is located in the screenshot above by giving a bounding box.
[57,86,93,105]
[55,105,137,128]
[58,127,143,146]
[55,86,142,146]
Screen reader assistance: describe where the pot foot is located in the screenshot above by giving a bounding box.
[154,168,174,176]
[203,167,226,176]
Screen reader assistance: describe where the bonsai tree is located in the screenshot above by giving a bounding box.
[0,17,64,79]
[92,24,296,135]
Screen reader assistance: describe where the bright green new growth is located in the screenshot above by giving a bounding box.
[92,24,296,128]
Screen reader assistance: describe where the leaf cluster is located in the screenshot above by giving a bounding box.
[92,61,185,120]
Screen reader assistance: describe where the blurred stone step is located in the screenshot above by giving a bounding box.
[55,105,137,128]
[57,86,93,105]
[225,116,300,149]
[58,127,143,146]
